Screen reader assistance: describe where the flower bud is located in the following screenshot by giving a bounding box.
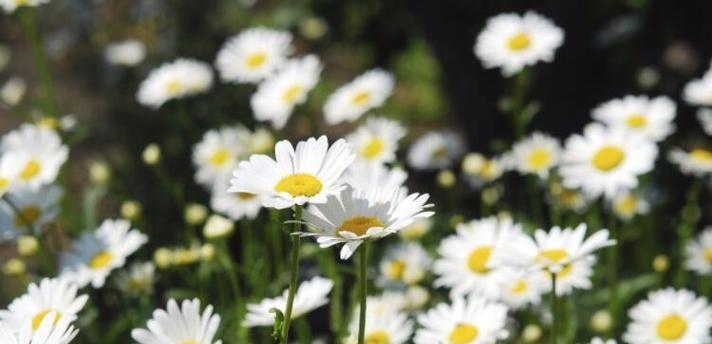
[591,310,612,333]
[653,254,669,272]
[522,324,542,342]
[2,258,26,276]
[437,169,456,188]
[142,143,161,165]
[121,200,142,220]
[185,203,208,225]
[89,161,111,185]
[17,235,39,256]
[203,214,234,239]
[153,248,173,269]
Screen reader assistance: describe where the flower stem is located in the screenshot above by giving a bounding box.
[357,241,370,344]
[607,216,619,332]
[281,205,303,344]
[675,179,702,287]
[19,8,57,116]
[551,273,558,344]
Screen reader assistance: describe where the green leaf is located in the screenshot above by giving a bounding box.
[270,307,285,342]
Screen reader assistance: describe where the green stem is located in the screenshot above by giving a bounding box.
[607,216,619,329]
[357,241,370,344]
[19,9,57,116]
[281,205,303,344]
[551,273,558,344]
[676,179,702,287]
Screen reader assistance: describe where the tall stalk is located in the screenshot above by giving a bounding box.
[281,205,303,344]
[357,241,370,344]
[551,273,558,344]
[19,9,57,116]
[607,216,619,330]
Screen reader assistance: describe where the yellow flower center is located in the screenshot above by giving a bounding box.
[510,279,528,294]
[364,330,390,344]
[0,177,8,191]
[338,216,384,237]
[16,0,30,5]
[448,323,479,344]
[690,148,712,162]
[165,79,183,95]
[656,314,687,340]
[274,173,323,197]
[15,206,40,228]
[537,249,573,277]
[179,340,200,344]
[705,247,712,263]
[386,259,406,280]
[431,147,447,160]
[626,113,647,128]
[236,192,257,200]
[20,159,41,180]
[361,138,384,159]
[614,194,637,217]
[36,117,59,130]
[508,32,531,52]
[245,52,267,69]
[351,91,371,105]
[89,250,114,270]
[592,145,625,171]
[32,309,61,330]
[479,161,498,178]
[527,148,552,170]
[209,147,230,167]
[467,246,493,274]
[282,84,303,103]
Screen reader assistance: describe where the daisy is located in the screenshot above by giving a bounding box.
[668,147,712,176]
[399,218,433,240]
[2,124,69,190]
[461,153,506,187]
[243,276,333,327]
[131,298,222,344]
[250,55,322,129]
[623,288,712,344]
[0,314,78,344]
[366,292,409,316]
[0,278,88,332]
[559,123,657,198]
[683,68,712,106]
[408,131,465,171]
[698,108,712,136]
[345,116,406,165]
[0,152,21,197]
[592,95,676,142]
[228,135,354,209]
[116,261,156,295]
[414,295,509,344]
[474,11,564,76]
[210,177,263,221]
[136,58,213,109]
[104,39,146,67]
[0,185,61,241]
[0,0,49,13]
[301,185,433,259]
[344,305,413,344]
[685,227,712,275]
[1,76,26,105]
[548,182,589,213]
[378,242,432,286]
[215,27,292,83]
[509,132,561,178]
[340,163,408,201]
[433,216,525,299]
[192,125,250,189]
[247,127,275,154]
[610,191,650,221]
[492,268,548,310]
[589,338,617,344]
[323,69,394,125]
[59,218,148,288]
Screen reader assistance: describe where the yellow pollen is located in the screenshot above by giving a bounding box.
[179,340,200,344]
[656,314,687,340]
[274,173,322,197]
[448,323,479,344]
[511,279,528,294]
[479,161,497,178]
[338,216,384,237]
[365,330,390,344]
[236,192,257,200]
[614,194,637,216]
[704,247,712,263]
[362,138,384,159]
[89,250,114,270]
[351,91,371,105]
[20,159,41,180]
[165,79,182,95]
[16,0,29,5]
[527,148,552,170]
[592,145,625,171]
[32,309,61,330]
[15,206,40,228]
[626,113,648,128]
[209,148,230,166]
[508,32,531,51]
[0,177,8,191]
[690,148,712,162]
[386,259,406,280]
[537,249,574,277]
[467,246,493,274]
[282,84,303,103]
[245,52,267,69]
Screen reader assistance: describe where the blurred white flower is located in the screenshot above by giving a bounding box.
[378,242,432,286]
[131,298,221,344]
[344,299,413,344]
[346,116,406,165]
[0,185,61,241]
[192,125,250,189]
[215,27,292,83]
[0,313,78,344]
[685,227,712,275]
[610,191,650,220]
[340,163,408,202]
[116,262,156,295]
[0,0,49,13]
[203,214,234,239]
[698,108,712,136]
[683,68,712,106]
[668,147,712,177]
[399,218,433,240]
[210,177,263,221]
[408,131,465,171]
[592,95,676,142]
[1,77,26,105]
[462,153,505,187]
[414,295,509,344]
[2,124,69,190]
[104,39,146,67]
[137,58,213,109]
[323,69,394,125]
[243,276,332,327]
[493,268,548,310]
[509,132,561,178]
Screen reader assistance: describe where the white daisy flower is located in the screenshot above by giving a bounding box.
[685,227,712,275]
[228,135,354,209]
[623,288,712,344]
[302,185,433,260]
[2,124,69,190]
[414,295,509,344]
[408,131,465,171]
[399,218,433,241]
[683,68,712,106]
[243,276,332,327]
[210,177,263,221]
[592,95,676,142]
[0,152,22,197]
[116,261,156,295]
[500,223,615,296]
[610,191,650,221]
[345,116,406,165]
[0,0,49,13]
[433,216,525,299]
[365,292,409,316]
[474,11,564,76]
[0,185,61,241]
[340,163,408,202]
[250,55,322,129]
[588,338,616,344]
[559,123,657,199]
[1,76,26,105]
[215,27,292,83]
[462,153,506,187]
[668,147,712,177]
[0,313,78,344]
[378,242,432,286]
[104,39,146,67]
[548,182,589,213]
[344,304,413,344]
[698,108,712,136]
[137,58,213,109]
[0,277,88,333]
[509,132,561,178]
[323,69,394,125]
[492,268,548,310]
[59,218,148,288]
[131,298,222,344]
[192,125,251,189]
